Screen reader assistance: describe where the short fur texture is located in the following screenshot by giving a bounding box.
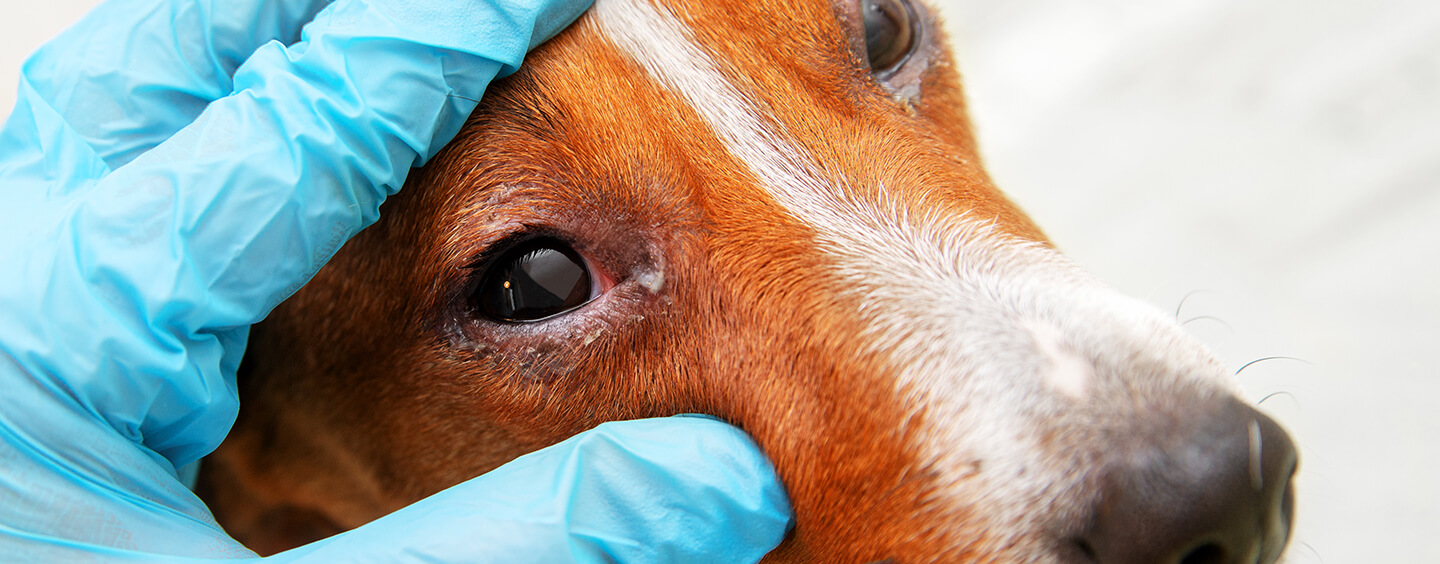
[198,0,1295,561]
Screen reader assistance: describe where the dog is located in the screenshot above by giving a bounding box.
[197,0,1297,561]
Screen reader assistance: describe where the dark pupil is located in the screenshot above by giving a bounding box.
[862,0,916,75]
[478,240,591,322]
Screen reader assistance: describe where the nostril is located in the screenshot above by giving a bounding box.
[1178,543,1225,564]
[1070,538,1098,562]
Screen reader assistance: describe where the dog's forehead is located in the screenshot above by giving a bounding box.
[488,0,1038,239]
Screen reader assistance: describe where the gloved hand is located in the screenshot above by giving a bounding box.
[0,0,794,561]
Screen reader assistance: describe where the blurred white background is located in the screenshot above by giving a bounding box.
[936,1,1440,562]
[4,0,1436,561]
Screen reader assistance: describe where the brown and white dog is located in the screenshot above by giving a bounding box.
[196,0,1297,562]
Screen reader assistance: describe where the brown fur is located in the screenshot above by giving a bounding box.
[202,0,1080,561]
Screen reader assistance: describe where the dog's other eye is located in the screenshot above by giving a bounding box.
[862,0,919,76]
[476,239,594,322]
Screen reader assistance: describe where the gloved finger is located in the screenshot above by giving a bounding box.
[6,0,589,173]
[0,417,794,562]
[0,370,256,559]
[0,0,591,471]
[13,0,332,171]
[266,416,794,563]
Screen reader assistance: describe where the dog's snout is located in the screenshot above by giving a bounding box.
[1075,402,1297,564]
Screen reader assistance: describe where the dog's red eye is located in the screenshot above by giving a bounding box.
[476,239,594,322]
[862,0,919,77]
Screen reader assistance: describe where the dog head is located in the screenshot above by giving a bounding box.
[202,0,1297,561]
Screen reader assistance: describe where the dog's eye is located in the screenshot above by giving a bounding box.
[476,239,594,322]
[862,0,919,76]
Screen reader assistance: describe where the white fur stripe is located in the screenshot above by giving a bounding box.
[590,0,1065,391]
[589,0,1052,463]
[590,0,1228,541]
[590,0,849,226]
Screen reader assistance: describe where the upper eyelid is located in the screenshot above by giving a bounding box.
[462,230,569,271]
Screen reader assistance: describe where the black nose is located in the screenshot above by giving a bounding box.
[1076,401,1297,564]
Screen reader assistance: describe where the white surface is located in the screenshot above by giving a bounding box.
[936,1,1440,562]
[3,0,1435,561]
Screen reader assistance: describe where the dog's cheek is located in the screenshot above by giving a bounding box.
[423,294,684,451]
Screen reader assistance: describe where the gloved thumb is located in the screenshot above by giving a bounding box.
[1,416,791,563]
[264,416,793,564]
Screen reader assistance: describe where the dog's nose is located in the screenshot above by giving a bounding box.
[1076,401,1297,564]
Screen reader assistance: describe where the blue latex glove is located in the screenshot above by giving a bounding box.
[0,0,794,561]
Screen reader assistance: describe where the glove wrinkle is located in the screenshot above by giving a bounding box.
[1,0,794,561]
